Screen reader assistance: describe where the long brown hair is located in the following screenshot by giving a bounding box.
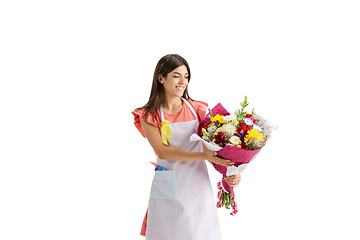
[136,54,192,125]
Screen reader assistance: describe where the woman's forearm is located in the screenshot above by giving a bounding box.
[141,118,204,161]
[140,118,231,166]
[157,145,205,161]
[157,145,231,167]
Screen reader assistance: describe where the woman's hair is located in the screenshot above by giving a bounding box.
[136,54,192,125]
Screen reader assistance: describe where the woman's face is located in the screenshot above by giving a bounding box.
[159,65,189,98]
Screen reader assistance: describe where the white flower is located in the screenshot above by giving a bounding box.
[223,123,237,137]
[253,112,279,138]
[216,127,225,133]
[243,117,253,126]
[202,135,210,141]
[207,125,217,133]
[252,124,263,132]
[229,136,241,146]
[223,113,236,122]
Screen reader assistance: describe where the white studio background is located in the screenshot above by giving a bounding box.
[1,1,359,240]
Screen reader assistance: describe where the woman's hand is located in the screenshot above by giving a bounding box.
[204,151,232,167]
[224,174,241,187]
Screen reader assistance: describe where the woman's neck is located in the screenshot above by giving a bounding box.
[163,96,183,114]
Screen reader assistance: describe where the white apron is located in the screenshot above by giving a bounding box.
[145,99,222,240]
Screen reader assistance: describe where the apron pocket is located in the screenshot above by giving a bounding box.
[150,171,177,200]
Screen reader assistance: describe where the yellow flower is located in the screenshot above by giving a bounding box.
[210,114,227,126]
[244,129,264,143]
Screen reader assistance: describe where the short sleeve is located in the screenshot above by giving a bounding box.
[187,100,209,122]
[132,109,160,138]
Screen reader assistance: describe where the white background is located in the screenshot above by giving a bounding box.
[1,0,359,239]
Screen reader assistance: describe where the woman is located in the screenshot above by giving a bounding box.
[132,54,242,240]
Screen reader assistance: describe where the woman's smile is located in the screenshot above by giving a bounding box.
[160,65,189,98]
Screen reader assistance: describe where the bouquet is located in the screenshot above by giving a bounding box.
[190,96,278,215]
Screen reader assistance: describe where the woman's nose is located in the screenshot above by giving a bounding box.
[178,76,187,84]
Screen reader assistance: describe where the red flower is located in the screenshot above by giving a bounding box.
[245,114,253,118]
[237,123,251,134]
[200,123,209,137]
[241,142,248,150]
[214,131,226,145]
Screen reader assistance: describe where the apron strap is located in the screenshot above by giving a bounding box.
[181,98,198,121]
[160,98,198,122]
[160,105,165,122]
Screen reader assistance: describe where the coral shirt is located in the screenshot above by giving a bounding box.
[132,99,208,138]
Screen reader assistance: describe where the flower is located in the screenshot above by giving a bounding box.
[253,112,278,138]
[190,96,278,216]
[244,129,264,143]
[207,125,217,133]
[237,123,251,134]
[238,133,246,142]
[214,131,227,146]
[229,136,241,146]
[223,123,237,137]
[202,133,210,141]
[243,117,253,126]
[200,123,209,137]
[210,114,227,126]
[230,118,239,127]
[216,127,225,133]
[197,96,274,151]
[223,113,236,122]
[252,124,263,132]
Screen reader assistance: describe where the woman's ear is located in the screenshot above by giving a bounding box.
[158,75,164,84]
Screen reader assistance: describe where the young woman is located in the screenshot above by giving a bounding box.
[132,54,242,240]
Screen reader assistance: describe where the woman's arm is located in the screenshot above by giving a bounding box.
[140,119,232,167]
[202,142,214,166]
[202,142,241,186]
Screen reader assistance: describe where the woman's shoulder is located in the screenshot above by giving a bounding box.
[184,99,209,121]
[132,108,161,138]
[185,98,208,107]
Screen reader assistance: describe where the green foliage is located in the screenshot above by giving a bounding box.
[220,191,233,209]
[237,95,249,122]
